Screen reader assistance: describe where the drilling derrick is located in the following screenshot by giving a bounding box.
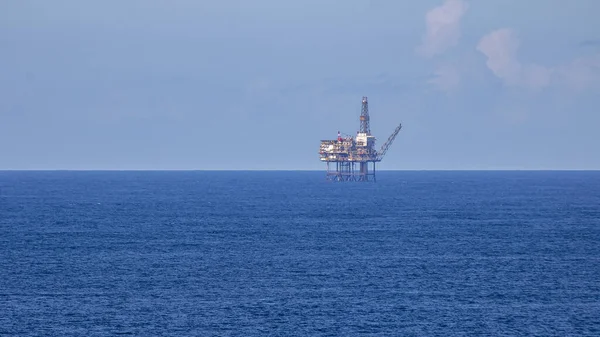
[319,96,402,182]
[360,96,370,134]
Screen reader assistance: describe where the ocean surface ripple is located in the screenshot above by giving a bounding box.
[1,171,599,336]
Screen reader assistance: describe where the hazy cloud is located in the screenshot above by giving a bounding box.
[557,54,600,91]
[428,64,460,92]
[477,28,552,90]
[417,0,469,58]
[478,28,600,91]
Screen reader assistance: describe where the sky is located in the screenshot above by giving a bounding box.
[1,0,599,170]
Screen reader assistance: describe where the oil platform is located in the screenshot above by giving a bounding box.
[319,96,402,182]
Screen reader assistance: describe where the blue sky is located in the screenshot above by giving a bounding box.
[1,0,599,170]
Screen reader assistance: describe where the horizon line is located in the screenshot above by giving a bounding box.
[1,169,599,172]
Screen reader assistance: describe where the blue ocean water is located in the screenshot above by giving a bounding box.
[1,170,599,336]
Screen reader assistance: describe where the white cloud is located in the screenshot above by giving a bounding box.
[416,0,469,58]
[476,28,552,90]
[477,28,599,91]
[476,29,522,85]
[417,1,599,94]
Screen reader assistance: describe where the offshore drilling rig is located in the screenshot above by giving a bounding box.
[319,96,402,182]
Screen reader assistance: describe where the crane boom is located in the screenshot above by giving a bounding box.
[376,123,402,161]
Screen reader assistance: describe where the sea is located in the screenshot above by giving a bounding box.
[0,170,599,336]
